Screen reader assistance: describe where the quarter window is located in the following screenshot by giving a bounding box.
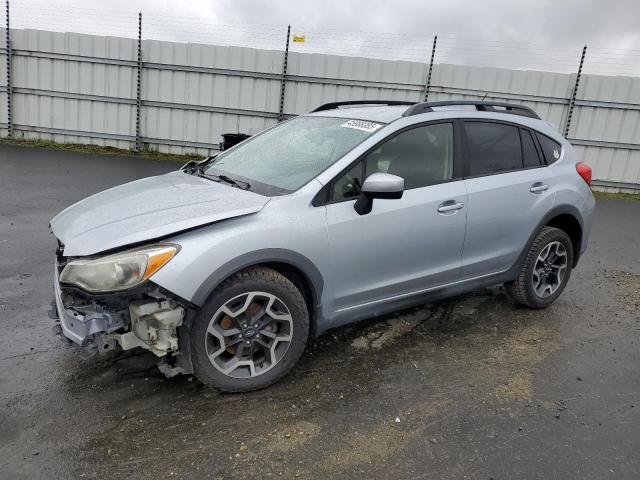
[332,162,363,201]
[521,129,543,168]
[536,132,562,165]
[465,122,523,176]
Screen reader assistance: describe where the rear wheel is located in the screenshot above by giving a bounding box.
[190,267,309,392]
[505,226,574,308]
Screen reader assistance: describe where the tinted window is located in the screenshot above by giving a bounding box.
[521,129,542,168]
[536,132,562,164]
[465,122,522,176]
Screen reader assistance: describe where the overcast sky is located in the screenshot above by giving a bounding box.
[190,0,640,46]
[10,0,640,75]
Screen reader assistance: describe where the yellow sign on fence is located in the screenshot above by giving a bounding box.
[292,34,306,43]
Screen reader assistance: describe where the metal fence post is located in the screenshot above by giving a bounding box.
[5,0,12,139]
[135,12,142,152]
[278,25,291,122]
[564,45,587,138]
[423,35,437,101]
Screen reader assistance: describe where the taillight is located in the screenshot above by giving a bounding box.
[576,162,592,186]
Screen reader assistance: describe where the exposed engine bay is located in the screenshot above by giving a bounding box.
[52,269,193,376]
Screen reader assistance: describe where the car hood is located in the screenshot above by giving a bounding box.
[51,171,269,256]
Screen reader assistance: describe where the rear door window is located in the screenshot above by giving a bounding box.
[536,133,562,165]
[521,129,543,168]
[464,122,523,176]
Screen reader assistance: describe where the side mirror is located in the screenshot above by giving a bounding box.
[354,173,404,215]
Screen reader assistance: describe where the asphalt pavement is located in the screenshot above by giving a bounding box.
[0,144,639,479]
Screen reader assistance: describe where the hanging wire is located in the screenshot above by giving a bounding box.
[10,2,138,38]
[5,0,640,78]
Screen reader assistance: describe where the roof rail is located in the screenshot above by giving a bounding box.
[311,100,416,112]
[402,101,541,119]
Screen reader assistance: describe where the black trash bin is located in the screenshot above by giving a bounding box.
[221,133,251,151]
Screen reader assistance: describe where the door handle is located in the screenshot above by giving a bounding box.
[437,201,465,213]
[530,183,549,193]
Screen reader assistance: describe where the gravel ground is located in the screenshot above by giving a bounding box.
[1,144,639,480]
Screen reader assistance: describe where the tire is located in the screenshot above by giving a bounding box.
[504,226,574,309]
[189,267,309,392]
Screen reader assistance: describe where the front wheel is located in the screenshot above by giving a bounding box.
[189,267,309,392]
[505,226,574,308]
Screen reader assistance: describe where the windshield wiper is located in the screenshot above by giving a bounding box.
[218,174,251,190]
[181,155,219,175]
[198,172,250,190]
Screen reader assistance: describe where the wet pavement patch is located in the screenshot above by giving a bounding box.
[1,146,639,479]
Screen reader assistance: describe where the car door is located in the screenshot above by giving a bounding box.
[322,121,468,317]
[460,120,557,279]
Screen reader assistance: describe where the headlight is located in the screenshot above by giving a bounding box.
[60,244,179,293]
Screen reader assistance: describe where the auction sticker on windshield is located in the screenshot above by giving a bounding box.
[341,120,383,133]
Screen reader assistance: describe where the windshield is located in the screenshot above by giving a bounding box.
[204,116,383,193]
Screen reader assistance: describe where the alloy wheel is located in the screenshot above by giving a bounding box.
[205,291,293,378]
[532,241,568,298]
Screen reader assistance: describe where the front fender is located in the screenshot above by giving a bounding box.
[189,248,324,307]
[149,199,329,315]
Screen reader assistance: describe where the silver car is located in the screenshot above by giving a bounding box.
[50,100,596,392]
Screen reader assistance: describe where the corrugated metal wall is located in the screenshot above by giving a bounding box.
[571,74,640,189]
[0,28,639,191]
[0,27,8,138]
[142,40,285,154]
[7,29,138,149]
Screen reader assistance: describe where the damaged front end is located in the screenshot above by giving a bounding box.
[51,244,194,377]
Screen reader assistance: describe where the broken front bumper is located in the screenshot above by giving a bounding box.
[52,262,125,345]
[52,260,188,365]
[51,250,195,376]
